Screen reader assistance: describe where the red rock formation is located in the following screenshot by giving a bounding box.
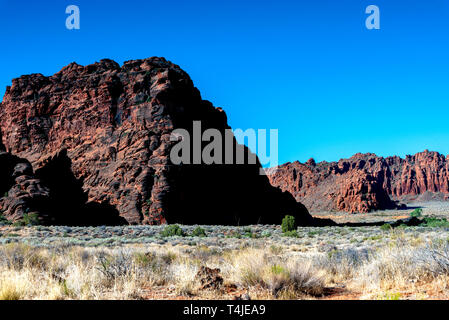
[0,151,52,222]
[268,151,449,213]
[0,57,312,226]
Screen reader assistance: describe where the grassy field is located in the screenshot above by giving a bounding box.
[1,234,449,300]
[1,201,449,300]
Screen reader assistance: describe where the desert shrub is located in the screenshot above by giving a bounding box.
[410,208,423,218]
[160,225,185,237]
[419,244,449,276]
[191,227,207,237]
[314,248,370,282]
[132,251,174,276]
[365,235,383,241]
[242,228,260,239]
[232,249,269,287]
[282,263,325,296]
[308,231,320,237]
[261,231,272,238]
[96,250,134,280]
[355,241,449,291]
[421,217,449,228]
[271,265,287,275]
[0,212,10,225]
[267,262,325,297]
[380,223,392,231]
[12,220,25,227]
[162,253,178,267]
[281,215,296,233]
[25,251,49,270]
[11,213,40,227]
[191,246,220,261]
[133,252,157,268]
[269,245,284,255]
[0,243,34,270]
[0,243,48,271]
[282,230,299,238]
[23,213,40,226]
[226,230,242,239]
[232,248,324,297]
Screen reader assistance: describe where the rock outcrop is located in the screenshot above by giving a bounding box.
[0,57,312,226]
[268,151,449,213]
[0,148,52,223]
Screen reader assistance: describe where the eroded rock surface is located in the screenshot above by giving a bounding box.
[0,57,312,225]
[268,151,449,213]
[0,149,51,223]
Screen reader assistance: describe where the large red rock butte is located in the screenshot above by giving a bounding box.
[0,57,314,226]
[267,151,449,213]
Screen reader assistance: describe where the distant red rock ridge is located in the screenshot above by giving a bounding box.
[267,150,449,213]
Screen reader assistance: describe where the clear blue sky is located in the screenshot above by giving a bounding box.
[1,0,448,164]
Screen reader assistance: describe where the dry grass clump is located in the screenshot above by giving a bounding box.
[0,243,327,300]
[355,241,449,293]
[312,248,370,284]
[0,243,50,271]
[0,244,203,300]
[0,277,24,300]
[1,236,449,300]
[0,245,147,300]
[223,248,325,298]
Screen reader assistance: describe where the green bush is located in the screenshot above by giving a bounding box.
[281,230,299,238]
[191,226,207,237]
[0,212,11,225]
[410,208,423,218]
[23,213,40,226]
[421,217,449,228]
[133,252,157,268]
[271,265,287,275]
[160,224,185,237]
[261,231,272,238]
[380,223,392,231]
[12,220,26,227]
[281,215,296,233]
[225,230,242,239]
[240,227,259,238]
[11,213,40,227]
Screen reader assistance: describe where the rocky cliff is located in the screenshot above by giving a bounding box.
[0,57,313,226]
[268,151,449,213]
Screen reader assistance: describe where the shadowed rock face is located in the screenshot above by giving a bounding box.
[0,57,312,226]
[268,151,449,213]
[0,149,51,223]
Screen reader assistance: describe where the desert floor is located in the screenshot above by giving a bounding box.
[0,201,449,300]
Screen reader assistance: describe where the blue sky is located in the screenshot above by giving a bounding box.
[1,0,448,164]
